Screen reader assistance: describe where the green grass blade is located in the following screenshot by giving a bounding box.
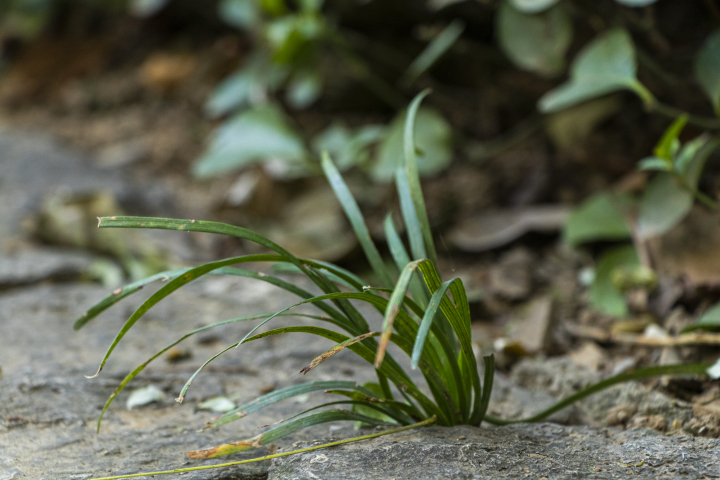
[95,312,326,432]
[476,354,495,425]
[375,260,422,368]
[323,390,420,424]
[417,261,481,423]
[384,214,429,309]
[73,267,193,330]
[321,152,394,289]
[213,380,359,428]
[483,363,709,425]
[86,254,285,379]
[403,90,437,263]
[411,280,452,369]
[219,324,443,422]
[395,169,427,261]
[400,19,465,87]
[99,216,306,270]
[188,410,393,459]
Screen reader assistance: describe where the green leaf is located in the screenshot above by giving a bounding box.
[589,245,638,317]
[497,0,572,77]
[205,55,287,118]
[563,192,632,246]
[193,104,307,178]
[683,302,720,332]
[401,19,465,86]
[322,152,394,289]
[539,29,653,112]
[192,410,392,458]
[312,123,384,171]
[678,134,720,190]
[411,280,453,369]
[637,173,692,239]
[654,114,689,161]
[695,30,720,115]
[402,91,438,264]
[637,156,671,172]
[214,380,359,427]
[286,69,322,109]
[73,267,193,330]
[509,0,560,13]
[484,363,708,425]
[372,107,452,183]
[218,0,260,29]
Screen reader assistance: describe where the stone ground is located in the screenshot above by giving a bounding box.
[1,129,719,479]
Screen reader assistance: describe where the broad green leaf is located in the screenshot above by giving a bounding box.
[637,173,692,239]
[286,69,322,109]
[654,114,688,161]
[497,0,572,77]
[563,192,632,246]
[218,0,259,29]
[615,0,657,6]
[265,14,324,64]
[372,107,452,182]
[539,29,653,112]
[401,19,465,86]
[683,302,720,332]
[509,0,559,13]
[696,30,720,115]
[589,245,638,317]
[637,157,671,172]
[193,104,307,178]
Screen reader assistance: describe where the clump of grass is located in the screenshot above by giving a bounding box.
[77,91,709,468]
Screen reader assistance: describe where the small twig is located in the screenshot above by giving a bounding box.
[88,415,437,480]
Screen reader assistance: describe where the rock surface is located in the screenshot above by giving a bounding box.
[268,423,720,480]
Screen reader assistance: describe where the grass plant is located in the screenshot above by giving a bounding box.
[78,91,709,478]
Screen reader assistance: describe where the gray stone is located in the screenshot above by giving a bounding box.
[0,247,96,287]
[268,423,720,480]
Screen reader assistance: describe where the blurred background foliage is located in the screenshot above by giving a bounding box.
[3,0,720,331]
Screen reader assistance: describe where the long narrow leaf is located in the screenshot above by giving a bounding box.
[403,90,437,263]
[187,410,392,459]
[476,354,495,425]
[483,363,709,425]
[384,213,429,309]
[214,380,359,428]
[321,152,394,289]
[375,260,422,368]
[74,267,192,330]
[400,19,465,86]
[97,312,326,432]
[195,324,443,423]
[87,253,285,378]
